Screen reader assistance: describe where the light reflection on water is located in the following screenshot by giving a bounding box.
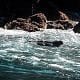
[0,29,80,80]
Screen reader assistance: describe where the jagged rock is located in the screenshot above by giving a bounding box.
[47,20,73,30]
[46,11,74,30]
[47,21,64,29]
[55,20,73,29]
[73,22,80,33]
[19,23,40,32]
[27,13,47,29]
[4,13,47,32]
[58,11,69,20]
[17,18,27,22]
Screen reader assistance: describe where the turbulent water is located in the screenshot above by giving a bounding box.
[0,28,80,80]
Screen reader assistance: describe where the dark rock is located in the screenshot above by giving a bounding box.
[56,20,73,29]
[47,20,73,30]
[58,11,69,20]
[47,21,64,29]
[37,41,63,47]
[73,22,80,33]
[27,13,47,29]
[19,23,40,32]
[47,21,59,29]
[17,18,27,22]
[46,11,73,30]
[5,20,40,32]
[4,13,47,32]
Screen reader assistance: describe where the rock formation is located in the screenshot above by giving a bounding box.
[47,20,74,30]
[27,13,47,29]
[5,13,47,32]
[58,11,69,20]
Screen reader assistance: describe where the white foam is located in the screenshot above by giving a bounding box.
[0,28,26,35]
[49,64,74,71]
[49,64,64,69]
[30,56,40,61]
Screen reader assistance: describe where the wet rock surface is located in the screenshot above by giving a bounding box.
[5,13,47,32]
[27,13,47,29]
[47,20,74,30]
[4,12,78,32]
[0,0,78,32]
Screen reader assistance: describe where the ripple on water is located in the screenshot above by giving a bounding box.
[0,29,80,79]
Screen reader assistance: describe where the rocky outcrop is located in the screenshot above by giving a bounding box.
[47,20,74,30]
[5,12,77,31]
[58,11,69,20]
[27,13,47,29]
[5,13,47,32]
[0,0,79,27]
[46,11,75,30]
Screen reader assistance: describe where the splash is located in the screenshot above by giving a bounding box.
[0,28,80,79]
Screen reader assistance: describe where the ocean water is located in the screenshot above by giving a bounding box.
[0,29,80,80]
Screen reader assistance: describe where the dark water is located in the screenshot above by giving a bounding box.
[0,29,80,80]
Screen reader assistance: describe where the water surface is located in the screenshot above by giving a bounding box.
[0,29,80,80]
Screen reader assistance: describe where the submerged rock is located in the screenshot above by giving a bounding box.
[37,41,63,47]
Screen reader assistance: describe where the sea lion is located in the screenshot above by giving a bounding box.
[37,40,63,47]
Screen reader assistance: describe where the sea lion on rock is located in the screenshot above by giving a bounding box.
[47,21,64,29]
[5,13,47,32]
